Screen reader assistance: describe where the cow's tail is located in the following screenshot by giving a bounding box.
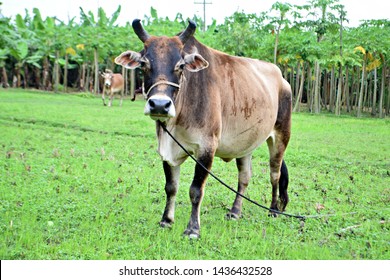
[279,159,289,211]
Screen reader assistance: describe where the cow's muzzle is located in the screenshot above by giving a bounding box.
[144,95,176,121]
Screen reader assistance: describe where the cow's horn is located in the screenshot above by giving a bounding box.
[179,20,196,44]
[132,19,150,43]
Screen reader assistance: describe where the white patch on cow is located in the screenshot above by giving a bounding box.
[157,126,190,166]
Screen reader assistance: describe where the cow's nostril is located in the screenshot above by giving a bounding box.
[149,100,156,108]
[164,100,172,109]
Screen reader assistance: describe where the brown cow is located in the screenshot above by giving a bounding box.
[115,19,292,239]
[100,70,124,106]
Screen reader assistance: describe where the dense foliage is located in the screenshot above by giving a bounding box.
[0,1,389,117]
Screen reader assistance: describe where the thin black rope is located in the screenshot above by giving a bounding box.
[159,121,306,221]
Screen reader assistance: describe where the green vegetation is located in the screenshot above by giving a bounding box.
[0,89,389,260]
[0,1,389,117]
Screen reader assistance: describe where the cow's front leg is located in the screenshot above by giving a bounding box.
[102,88,107,106]
[108,92,114,107]
[160,162,180,228]
[184,152,214,239]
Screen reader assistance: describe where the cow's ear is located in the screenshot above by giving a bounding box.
[115,51,142,69]
[183,53,209,72]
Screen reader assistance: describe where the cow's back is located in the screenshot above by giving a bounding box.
[179,40,285,161]
[111,73,124,93]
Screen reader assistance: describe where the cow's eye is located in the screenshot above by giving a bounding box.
[175,60,186,72]
[140,57,150,69]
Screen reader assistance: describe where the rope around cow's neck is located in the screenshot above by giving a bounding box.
[158,121,307,221]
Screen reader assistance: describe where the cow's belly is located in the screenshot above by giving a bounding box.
[215,114,276,161]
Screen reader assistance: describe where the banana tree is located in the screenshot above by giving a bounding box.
[79,5,122,94]
[10,9,55,89]
[0,15,13,88]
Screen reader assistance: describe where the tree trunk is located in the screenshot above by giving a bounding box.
[353,66,360,111]
[130,69,135,100]
[93,48,99,95]
[23,64,29,88]
[53,50,60,92]
[33,67,41,89]
[1,66,9,88]
[122,66,127,95]
[14,66,22,88]
[64,53,69,92]
[329,65,335,112]
[314,61,321,114]
[308,64,313,112]
[335,65,343,116]
[293,63,305,112]
[336,6,344,116]
[357,54,366,117]
[323,70,328,109]
[378,56,386,118]
[273,18,283,65]
[295,61,301,101]
[371,66,377,116]
[344,66,350,113]
[387,72,390,116]
[289,67,294,94]
[42,57,50,90]
[363,70,370,112]
[86,64,91,92]
[80,62,86,91]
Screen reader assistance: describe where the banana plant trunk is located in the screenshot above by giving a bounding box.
[1,66,9,88]
[357,54,367,117]
[94,48,99,95]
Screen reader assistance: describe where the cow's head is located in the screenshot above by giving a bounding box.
[101,70,113,88]
[115,19,209,121]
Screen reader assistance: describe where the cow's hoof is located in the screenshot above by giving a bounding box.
[225,212,240,220]
[268,210,279,217]
[159,221,173,228]
[183,229,200,239]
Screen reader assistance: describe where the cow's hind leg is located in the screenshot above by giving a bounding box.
[266,136,289,216]
[267,84,291,216]
[279,159,289,210]
[226,154,252,220]
[160,162,180,228]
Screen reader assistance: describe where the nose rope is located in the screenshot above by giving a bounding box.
[142,80,181,99]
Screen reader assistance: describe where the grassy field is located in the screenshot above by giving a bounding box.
[0,89,389,260]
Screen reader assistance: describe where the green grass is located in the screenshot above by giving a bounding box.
[0,88,389,260]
